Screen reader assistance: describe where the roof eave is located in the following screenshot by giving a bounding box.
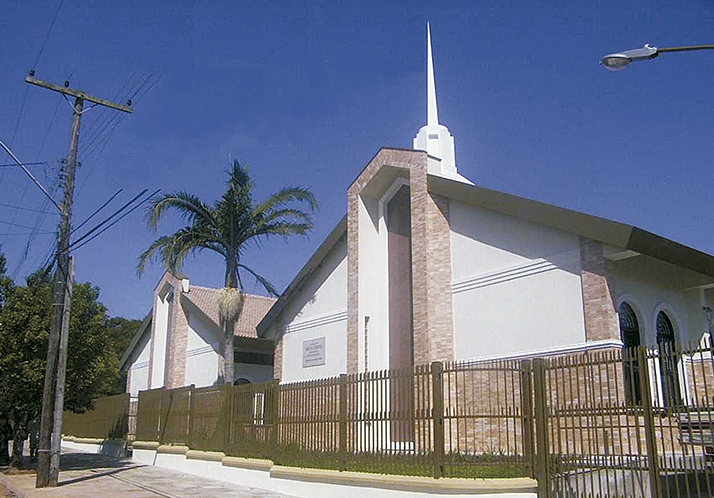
[119,312,153,371]
[256,215,347,337]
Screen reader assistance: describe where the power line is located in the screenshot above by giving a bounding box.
[0,231,54,236]
[0,202,57,214]
[69,189,148,249]
[32,0,66,70]
[0,219,53,230]
[0,161,48,168]
[71,189,160,253]
[70,189,123,236]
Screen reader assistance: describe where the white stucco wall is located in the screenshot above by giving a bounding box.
[450,200,586,360]
[185,310,220,388]
[150,293,171,388]
[280,237,348,382]
[612,255,708,347]
[128,334,151,397]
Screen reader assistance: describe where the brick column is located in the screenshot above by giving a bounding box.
[165,297,189,388]
[346,188,360,373]
[273,333,284,382]
[346,148,456,371]
[579,237,620,342]
[410,164,454,363]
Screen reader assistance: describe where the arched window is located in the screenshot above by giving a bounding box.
[656,311,681,406]
[233,378,251,386]
[619,303,641,405]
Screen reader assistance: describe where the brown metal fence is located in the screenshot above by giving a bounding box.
[62,393,130,440]
[128,342,714,494]
[133,360,528,479]
[540,343,714,498]
[443,358,531,478]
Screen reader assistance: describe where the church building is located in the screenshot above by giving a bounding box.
[121,270,277,395]
[257,25,714,407]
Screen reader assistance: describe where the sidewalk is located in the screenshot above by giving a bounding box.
[0,450,298,498]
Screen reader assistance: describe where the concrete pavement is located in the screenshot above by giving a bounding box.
[0,450,299,498]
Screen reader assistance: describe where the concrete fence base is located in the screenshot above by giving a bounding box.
[61,437,129,459]
[129,442,537,498]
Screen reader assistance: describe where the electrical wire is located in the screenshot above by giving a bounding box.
[70,189,160,253]
[0,232,54,236]
[0,219,52,230]
[69,189,149,249]
[0,161,47,168]
[0,202,57,214]
[32,0,66,69]
[69,189,123,236]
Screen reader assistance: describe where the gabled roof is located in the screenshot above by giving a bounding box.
[120,275,277,370]
[257,148,714,336]
[182,286,276,338]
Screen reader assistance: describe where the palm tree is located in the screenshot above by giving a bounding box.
[138,160,317,384]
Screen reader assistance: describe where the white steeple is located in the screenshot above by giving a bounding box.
[414,23,469,183]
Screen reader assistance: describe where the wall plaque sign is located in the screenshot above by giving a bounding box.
[302,337,325,368]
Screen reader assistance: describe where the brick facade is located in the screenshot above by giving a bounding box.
[347,148,454,372]
[165,294,189,388]
[579,237,620,342]
[147,272,189,389]
[273,332,284,382]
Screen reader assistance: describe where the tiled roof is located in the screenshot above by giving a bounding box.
[183,285,276,338]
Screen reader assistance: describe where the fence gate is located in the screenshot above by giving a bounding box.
[537,345,714,498]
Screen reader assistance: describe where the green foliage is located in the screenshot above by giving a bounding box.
[0,248,14,311]
[0,264,136,452]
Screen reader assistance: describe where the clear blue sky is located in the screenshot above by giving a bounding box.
[1,0,713,320]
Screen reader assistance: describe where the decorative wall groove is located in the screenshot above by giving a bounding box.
[186,344,218,358]
[286,310,348,333]
[452,251,579,295]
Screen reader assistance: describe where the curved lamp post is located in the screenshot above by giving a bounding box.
[600,43,714,71]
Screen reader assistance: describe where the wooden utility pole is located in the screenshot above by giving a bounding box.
[27,74,132,488]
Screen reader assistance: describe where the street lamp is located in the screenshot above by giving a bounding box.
[600,43,714,71]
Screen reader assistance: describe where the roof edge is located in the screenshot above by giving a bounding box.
[119,312,152,371]
[256,215,347,337]
[428,174,714,278]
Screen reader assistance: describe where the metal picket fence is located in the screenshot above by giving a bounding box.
[125,340,714,496]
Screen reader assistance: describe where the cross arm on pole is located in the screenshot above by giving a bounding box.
[25,76,133,113]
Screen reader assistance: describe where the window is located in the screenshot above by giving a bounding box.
[656,311,681,407]
[619,303,641,405]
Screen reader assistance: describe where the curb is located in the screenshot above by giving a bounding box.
[0,471,31,498]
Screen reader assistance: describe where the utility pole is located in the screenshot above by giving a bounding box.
[26,73,132,488]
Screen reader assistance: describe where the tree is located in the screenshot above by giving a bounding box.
[138,160,317,383]
[0,270,118,467]
[0,249,13,465]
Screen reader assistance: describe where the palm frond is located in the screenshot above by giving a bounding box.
[146,192,215,231]
[237,263,278,297]
[254,186,318,215]
[255,208,313,225]
[136,229,224,276]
